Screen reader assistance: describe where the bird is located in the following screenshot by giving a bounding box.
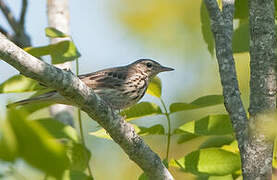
[8,59,174,110]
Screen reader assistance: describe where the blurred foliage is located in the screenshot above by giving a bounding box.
[112,0,203,54]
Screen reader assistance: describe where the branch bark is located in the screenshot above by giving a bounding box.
[47,0,74,127]
[204,0,249,177]
[205,0,276,179]
[246,0,276,179]
[0,33,174,180]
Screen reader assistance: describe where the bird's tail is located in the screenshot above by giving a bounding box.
[7,91,67,108]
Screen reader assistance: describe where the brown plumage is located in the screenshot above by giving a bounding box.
[9,59,174,110]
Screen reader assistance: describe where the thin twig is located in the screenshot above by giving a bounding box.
[76,58,94,178]
[0,0,19,33]
[161,99,171,162]
[19,0,28,28]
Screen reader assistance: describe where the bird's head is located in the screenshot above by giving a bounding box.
[130,59,174,79]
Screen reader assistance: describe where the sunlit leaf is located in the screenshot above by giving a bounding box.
[35,118,79,142]
[121,102,162,121]
[24,45,51,57]
[45,27,69,38]
[7,108,69,178]
[234,0,248,19]
[196,174,234,180]
[191,95,223,106]
[200,2,214,57]
[89,128,112,140]
[273,138,277,168]
[66,142,91,171]
[221,141,239,154]
[170,95,224,113]
[233,22,249,53]
[17,101,54,115]
[138,173,149,180]
[138,124,165,135]
[69,170,94,180]
[174,131,199,144]
[25,40,81,64]
[0,120,18,161]
[177,133,199,144]
[199,136,234,149]
[176,148,241,176]
[176,114,233,136]
[51,40,81,64]
[162,158,169,168]
[0,75,43,93]
[90,125,140,139]
[146,76,161,98]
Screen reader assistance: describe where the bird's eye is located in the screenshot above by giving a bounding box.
[146,62,152,68]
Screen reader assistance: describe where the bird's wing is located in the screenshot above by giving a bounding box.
[78,67,128,90]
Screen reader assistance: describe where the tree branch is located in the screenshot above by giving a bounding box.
[204,0,249,177]
[0,33,174,180]
[245,0,276,179]
[0,0,19,33]
[0,0,30,47]
[19,0,28,29]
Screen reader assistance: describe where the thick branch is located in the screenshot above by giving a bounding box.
[246,0,277,179]
[0,33,173,180]
[204,0,249,177]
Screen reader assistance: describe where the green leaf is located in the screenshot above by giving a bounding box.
[90,125,140,140]
[7,108,69,178]
[69,170,94,180]
[170,95,224,113]
[273,138,277,168]
[138,124,165,135]
[176,114,233,136]
[234,0,248,19]
[196,174,233,180]
[24,40,81,64]
[89,128,112,140]
[176,148,241,176]
[121,102,162,121]
[0,75,43,93]
[138,173,149,180]
[66,142,91,171]
[0,119,18,161]
[146,76,161,98]
[35,118,79,142]
[199,136,234,149]
[191,95,224,106]
[24,45,51,57]
[208,175,233,180]
[18,101,54,115]
[162,158,169,168]
[51,40,81,64]
[200,2,215,57]
[233,22,249,53]
[45,27,69,38]
[176,131,199,144]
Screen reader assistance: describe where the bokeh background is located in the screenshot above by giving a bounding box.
[0,0,250,179]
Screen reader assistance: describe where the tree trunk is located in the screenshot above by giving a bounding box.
[47,0,74,127]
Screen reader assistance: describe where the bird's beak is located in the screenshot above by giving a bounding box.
[160,66,174,72]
